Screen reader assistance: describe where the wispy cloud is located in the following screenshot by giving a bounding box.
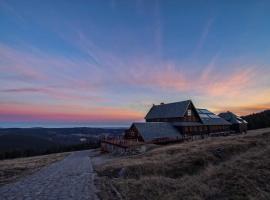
[213,102,270,116]
[154,0,163,57]
[0,87,103,102]
[0,42,108,107]
[0,43,103,90]
[197,66,257,96]
[114,56,260,99]
[193,18,214,57]
[0,101,144,122]
[1,41,267,97]
[1,88,49,93]
[0,36,269,122]
[121,62,188,91]
[1,0,270,124]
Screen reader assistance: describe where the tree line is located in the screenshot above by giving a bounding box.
[242,110,270,130]
[0,141,100,160]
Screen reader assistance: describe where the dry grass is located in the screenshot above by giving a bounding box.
[95,128,270,200]
[0,152,69,186]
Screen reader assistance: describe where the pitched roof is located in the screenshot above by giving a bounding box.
[197,109,231,126]
[218,111,248,124]
[132,122,182,142]
[145,100,192,120]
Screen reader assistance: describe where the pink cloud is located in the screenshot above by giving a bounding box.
[124,63,188,91]
[0,44,48,81]
[0,102,144,122]
[0,87,104,102]
[0,43,104,94]
[198,67,257,96]
[1,42,265,101]
[193,18,214,56]
[213,102,270,116]
[115,57,260,98]
[1,41,269,120]
[1,88,49,93]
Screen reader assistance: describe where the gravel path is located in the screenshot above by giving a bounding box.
[0,150,99,200]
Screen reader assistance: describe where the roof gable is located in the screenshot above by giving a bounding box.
[145,100,192,120]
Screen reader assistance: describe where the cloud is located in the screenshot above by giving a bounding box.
[0,102,144,122]
[0,43,104,92]
[0,45,47,81]
[1,88,49,93]
[199,67,257,96]
[213,102,270,116]
[0,86,104,103]
[1,1,269,122]
[0,40,269,121]
[0,42,107,104]
[193,18,214,56]
[199,53,219,82]
[154,0,163,57]
[114,56,260,99]
[0,41,266,98]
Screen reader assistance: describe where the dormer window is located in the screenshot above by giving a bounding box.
[187,109,192,116]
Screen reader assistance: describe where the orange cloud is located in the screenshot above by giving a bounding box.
[202,67,256,96]
[0,87,104,102]
[1,42,269,121]
[213,102,270,116]
[0,102,144,122]
[123,63,188,92]
[126,63,258,98]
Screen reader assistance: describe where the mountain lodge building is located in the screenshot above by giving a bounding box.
[101,100,247,153]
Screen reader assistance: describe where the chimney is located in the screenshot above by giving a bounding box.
[160,102,164,105]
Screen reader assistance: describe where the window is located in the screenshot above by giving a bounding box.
[187,109,192,116]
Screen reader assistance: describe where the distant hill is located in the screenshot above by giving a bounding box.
[242,110,270,130]
[0,134,56,152]
[0,127,125,159]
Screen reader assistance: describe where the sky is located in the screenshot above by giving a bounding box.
[0,0,270,127]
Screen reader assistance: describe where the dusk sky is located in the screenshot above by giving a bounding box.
[1,0,270,127]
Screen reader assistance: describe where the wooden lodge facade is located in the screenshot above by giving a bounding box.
[125,100,232,143]
[101,100,247,153]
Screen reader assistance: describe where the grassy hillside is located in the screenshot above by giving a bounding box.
[95,128,270,200]
[0,152,69,186]
[0,127,124,159]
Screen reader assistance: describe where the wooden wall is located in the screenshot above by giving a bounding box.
[124,125,144,142]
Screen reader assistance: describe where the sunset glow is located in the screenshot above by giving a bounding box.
[0,1,270,127]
